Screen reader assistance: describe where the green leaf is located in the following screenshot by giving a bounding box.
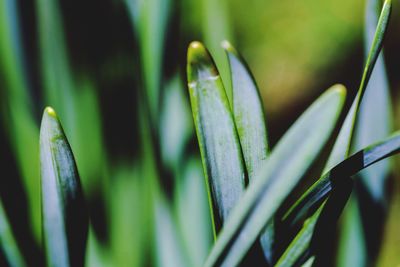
[323,0,391,172]
[0,0,41,241]
[278,131,400,266]
[222,40,269,181]
[279,1,392,264]
[160,74,194,170]
[0,201,27,267]
[187,41,246,236]
[205,85,346,267]
[353,0,393,200]
[175,158,213,267]
[222,40,273,262]
[154,196,189,267]
[125,0,171,126]
[40,107,88,267]
[283,131,400,228]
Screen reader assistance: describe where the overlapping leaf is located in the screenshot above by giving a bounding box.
[204,85,345,267]
[187,41,246,236]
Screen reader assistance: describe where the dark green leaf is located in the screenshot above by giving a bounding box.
[205,85,346,267]
[187,41,246,236]
[283,131,400,228]
[40,107,88,267]
[278,131,400,266]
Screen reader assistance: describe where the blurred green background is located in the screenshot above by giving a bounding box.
[0,0,400,266]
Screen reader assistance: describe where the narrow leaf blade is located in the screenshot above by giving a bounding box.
[40,107,88,267]
[222,40,269,181]
[222,40,273,262]
[323,0,391,172]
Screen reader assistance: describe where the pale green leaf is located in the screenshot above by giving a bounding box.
[222,40,273,262]
[40,107,88,267]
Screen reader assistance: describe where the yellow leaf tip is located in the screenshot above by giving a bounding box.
[187,41,208,63]
[44,106,57,118]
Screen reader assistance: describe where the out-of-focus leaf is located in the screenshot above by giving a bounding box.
[187,41,246,236]
[205,85,346,267]
[85,227,112,267]
[154,196,189,267]
[175,158,213,266]
[110,166,144,267]
[337,196,366,267]
[40,107,88,267]
[160,75,194,170]
[0,0,41,241]
[222,40,273,262]
[125,0,171,126]
[323,0,391,172]
[301,256,315,267]
[0,201,26,267]
[201,0,233,105]
[36,0,75,129]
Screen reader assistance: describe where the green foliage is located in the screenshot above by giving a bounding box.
[0,0,398,266]
[40,107,88,267]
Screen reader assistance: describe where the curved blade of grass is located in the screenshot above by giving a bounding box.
[204,85,346,267]
[187,41,246,236]
[278,131,400,266]
[222,40,273,262]
[323,0,391,172]
[353,0,393,201]
[40,107,88,267]
[0,201,27,267]
[283,131,400,228]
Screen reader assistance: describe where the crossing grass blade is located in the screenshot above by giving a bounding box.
[187,41,246,236]
[277,132,400,266]
[204,85,346,267]
[323,0,391,172]
[282,131,400,229]
[40,107,88,267]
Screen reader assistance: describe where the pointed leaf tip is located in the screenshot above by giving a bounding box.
[44,106,57,118]
[40,107,88,267]
[187,41,218,83]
